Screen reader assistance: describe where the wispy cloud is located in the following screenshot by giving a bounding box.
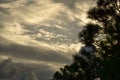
[0,0,96,79]
[0,0,95,47]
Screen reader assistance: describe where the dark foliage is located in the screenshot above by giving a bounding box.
[52,23,101,80]
[52,0,120,80]
[88,0,120,79]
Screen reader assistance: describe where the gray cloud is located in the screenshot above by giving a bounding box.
[52,0,95,10]
[52,0,77,9]
[0,37,71,64]
[0,58,54,80]
[0,0,91,47]
[0,0,17,3]
[21,10,82,45]
[24,0,40,6]
[0,7,9,14]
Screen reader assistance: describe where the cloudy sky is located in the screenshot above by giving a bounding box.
[0,0,96,80]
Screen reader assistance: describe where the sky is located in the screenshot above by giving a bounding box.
[0,0,96,80]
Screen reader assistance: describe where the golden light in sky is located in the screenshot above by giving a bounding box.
[0,0,96,80]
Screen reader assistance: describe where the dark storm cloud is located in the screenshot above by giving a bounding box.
[0,37,71,64]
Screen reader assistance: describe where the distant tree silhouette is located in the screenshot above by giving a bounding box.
[52,0,120,80]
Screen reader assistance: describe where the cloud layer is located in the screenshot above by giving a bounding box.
[0,0,96,80]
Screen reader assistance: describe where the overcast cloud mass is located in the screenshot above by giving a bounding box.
[0,0,96,80]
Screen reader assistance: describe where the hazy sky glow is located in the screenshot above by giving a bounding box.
[0,0,96,79]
